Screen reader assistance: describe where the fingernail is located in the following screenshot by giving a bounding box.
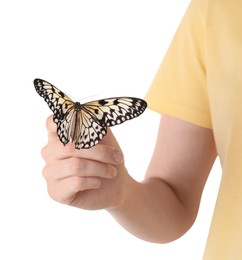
[113,151,123,163]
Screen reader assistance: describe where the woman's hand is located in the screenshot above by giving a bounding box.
[41,116,128,210]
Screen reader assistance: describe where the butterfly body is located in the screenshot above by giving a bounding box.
[34,78,147,149]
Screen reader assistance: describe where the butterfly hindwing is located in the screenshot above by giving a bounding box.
[75,110,107,149]
[56,106,76,146]
[34,78,147,149]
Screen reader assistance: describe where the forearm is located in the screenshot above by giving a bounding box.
[109,115,216,243]
[107,172,194,243]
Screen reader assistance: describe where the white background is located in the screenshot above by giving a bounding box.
[0,1,221,259]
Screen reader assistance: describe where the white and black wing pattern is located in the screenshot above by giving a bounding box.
[34,78,74,124]
[82,97,147,127]
[34,78,147,149]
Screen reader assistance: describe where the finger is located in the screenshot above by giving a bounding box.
[45,115,59,140]
[42,157,117,181]
[46,116,120,147]
[43,116,124,164]
[47,176,102,204]
[42,139,123,165]
[98,128,124,153]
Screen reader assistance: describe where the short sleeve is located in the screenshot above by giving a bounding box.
[145,0,212,128]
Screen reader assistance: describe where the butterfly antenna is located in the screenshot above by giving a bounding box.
[78,95,99,102]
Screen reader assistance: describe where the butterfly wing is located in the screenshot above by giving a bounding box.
[82,97,147,127]
[34,78,76,146]
[34,79,74,123]
[74,109,107,149]
[34,79,147,149]
[72,97,146,149]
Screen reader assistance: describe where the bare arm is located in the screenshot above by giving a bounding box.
[108,115,216,242]
[41,114,216,243]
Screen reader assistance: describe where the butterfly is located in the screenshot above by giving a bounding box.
[34,78,147,149]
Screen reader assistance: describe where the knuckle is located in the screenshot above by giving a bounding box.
[46,115,54,130]
[41,165,49,180]
[68,176,83,191]
[41,145,48,160]
[42,164,53,181]
[65,157,84,174]
[95,144,111,161]
[46,185,59,202]
[63,142,76,155]
[46,115,58,138]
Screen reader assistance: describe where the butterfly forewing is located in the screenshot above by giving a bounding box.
[83,97,147,127]
[34,78,147,149]
[34,79,74,122]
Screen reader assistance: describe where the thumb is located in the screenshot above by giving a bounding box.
[100,128,121,149]
[100,128,124,161]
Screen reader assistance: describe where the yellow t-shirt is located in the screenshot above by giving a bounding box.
[146,0,242,259]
